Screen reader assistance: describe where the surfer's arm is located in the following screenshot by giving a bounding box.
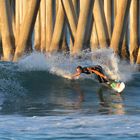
[71,72,81,79]
[64,72,81,80]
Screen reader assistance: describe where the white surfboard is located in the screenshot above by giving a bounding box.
[108,81,125,93]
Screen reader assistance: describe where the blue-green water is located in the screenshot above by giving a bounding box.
[0,52,140,140]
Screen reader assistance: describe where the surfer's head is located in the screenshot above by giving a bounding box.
[76,66,83,73]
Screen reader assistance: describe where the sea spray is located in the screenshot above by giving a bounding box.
[17,49,135,82]
[17,52,73,77]
[117,61,136,82]
[90,48,136,82]
[17,52,49,71]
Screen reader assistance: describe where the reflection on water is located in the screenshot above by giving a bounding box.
[0,80,125,116]
[72,82,125,115]
[97,86,125,115]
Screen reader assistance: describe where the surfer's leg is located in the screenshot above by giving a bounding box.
[96,66,109,83]
[97,75,103,83]
[102,78,109,83]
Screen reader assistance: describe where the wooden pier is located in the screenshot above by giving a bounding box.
[0,0,140,64]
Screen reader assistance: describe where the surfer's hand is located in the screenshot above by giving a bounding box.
[70,72,81,80]
[70,75,80,80]
[63,75,72,80]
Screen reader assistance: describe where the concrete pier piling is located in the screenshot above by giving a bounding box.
[0,0,14,61]
[13,0,40,61]
[49,0,65,53]
[40,0,46,52]
[62,0,77,40]
[72,0,94,56]
[46,0,53,52]
[136,47,140,64]
[110,0,131,55]
[104,0,112,40]
[34,11,41,52]
[130,0,139,64]
[93,0,109,48]
[90,22,99,50]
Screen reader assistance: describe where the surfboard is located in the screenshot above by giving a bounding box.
[106,80,125,93]
[63,73,125,93]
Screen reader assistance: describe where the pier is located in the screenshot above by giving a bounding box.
[0,0,140,64]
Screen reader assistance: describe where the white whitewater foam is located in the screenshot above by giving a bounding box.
[17,49,136,82]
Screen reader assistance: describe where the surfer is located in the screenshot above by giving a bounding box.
[69,65,125,93]
[71,65,109,83]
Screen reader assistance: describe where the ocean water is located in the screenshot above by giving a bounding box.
[0,51,140,140]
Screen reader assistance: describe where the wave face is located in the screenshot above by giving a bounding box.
[0,49,138,116]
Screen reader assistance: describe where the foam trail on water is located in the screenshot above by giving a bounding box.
[17,49,136,82]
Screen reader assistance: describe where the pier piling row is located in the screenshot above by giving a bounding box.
[0,0,140,64]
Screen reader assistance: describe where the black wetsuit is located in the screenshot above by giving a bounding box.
[81,65,108,83]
